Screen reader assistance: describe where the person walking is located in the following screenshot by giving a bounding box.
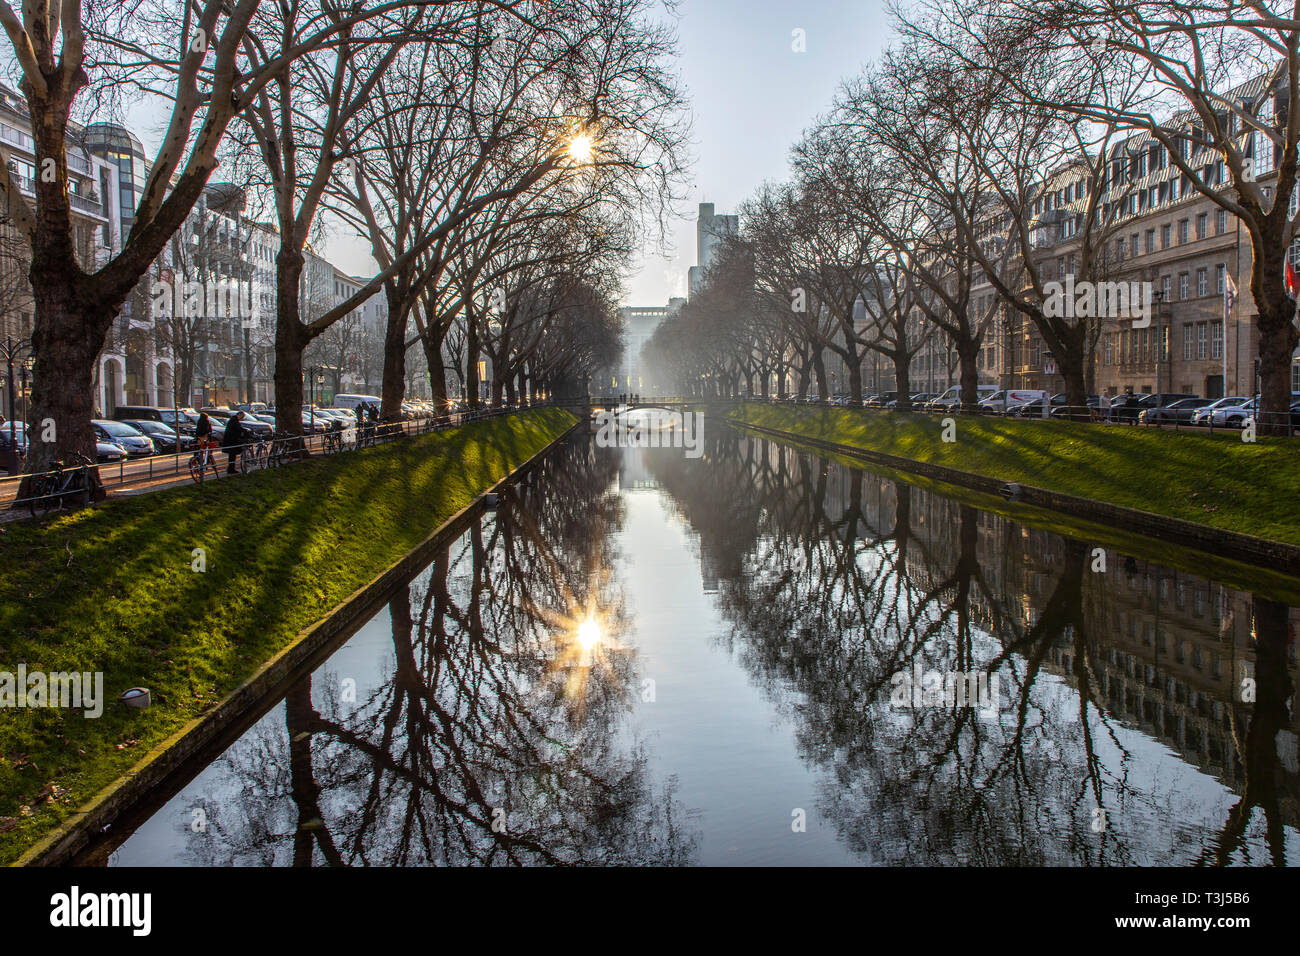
[222,410,246,474]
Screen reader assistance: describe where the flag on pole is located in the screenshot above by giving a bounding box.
[1287,259,1299,299]
[1224,271,1237,323]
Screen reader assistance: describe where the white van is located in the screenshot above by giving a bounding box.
[332,393,383,412]
[928,384,998,410]
[979,389,1049,415]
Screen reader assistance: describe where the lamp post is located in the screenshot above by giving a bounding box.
[1151,289,1165,394]
[20,354,33,434]
[2,337,32,437]
[305,364,334,431]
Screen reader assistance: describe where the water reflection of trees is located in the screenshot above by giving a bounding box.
[183,439,698,865]
[650,431,1297,865]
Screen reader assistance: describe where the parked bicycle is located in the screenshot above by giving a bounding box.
[242,437,271,472]
[27,451,98,518]
[267,432,295,469]
[189,437,220,484]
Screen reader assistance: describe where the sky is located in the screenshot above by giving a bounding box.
[104,0,898,308]
[616,0,896,306]
[325,0,898,306]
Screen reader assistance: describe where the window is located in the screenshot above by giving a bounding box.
[1179,273,1189,299]
[1216,209,1227,234]
[1211,321,1223,359]
[1145,229,1156,253]
[1215,264,1225,294]
[1197,322,1208,359]
[1161,223,1172,248]
[1196,267,1207,296]
[1179,219,1189,243]
[1253,130,1277,177]
[1131,234,1140,257]
[1196,213,1207,239]
[1105,334,1114,365]
[1161,275,1171,300]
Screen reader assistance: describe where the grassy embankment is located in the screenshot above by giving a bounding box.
[0,407,575,863]
[730,403,1300,548]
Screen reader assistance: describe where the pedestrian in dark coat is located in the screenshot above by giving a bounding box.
[222,410,246,474]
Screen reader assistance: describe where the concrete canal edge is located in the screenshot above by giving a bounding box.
[16,414,584,867]
[730,417,1300,577]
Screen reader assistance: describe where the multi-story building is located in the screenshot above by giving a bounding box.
[687,202,737,298]
[991,71,1297,400]
[612,298,684,396]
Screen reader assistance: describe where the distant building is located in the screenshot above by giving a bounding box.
[688,202,737,298]
[610,299,684,396]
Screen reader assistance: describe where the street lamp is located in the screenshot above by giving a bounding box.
[2,337,32,439]
[1151,288,1166,394]
[305,364,335,430]
[20,354,33,435]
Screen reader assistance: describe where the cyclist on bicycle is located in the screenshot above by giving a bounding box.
[195,411,213,443]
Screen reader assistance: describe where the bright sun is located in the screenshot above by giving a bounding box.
[576,616,601,650]
[568,132,595,163]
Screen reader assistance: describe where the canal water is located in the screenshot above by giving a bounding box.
[104,426,1300,866]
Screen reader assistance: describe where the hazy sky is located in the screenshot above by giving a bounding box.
[617,0,895,306]
[325,0,898,306]
[117,1,897,306]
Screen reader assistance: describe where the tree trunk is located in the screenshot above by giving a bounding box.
[812,346,829,400]
[381,297,409,422]
[23,277,115,484]
[1250,231,1299,436]
[848,354,863,406]
[273,250,308,441]
[957,338,981,413]
[893,350,912,411]
[465,321,480,409]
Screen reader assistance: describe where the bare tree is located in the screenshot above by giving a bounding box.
[916,0,1300,429]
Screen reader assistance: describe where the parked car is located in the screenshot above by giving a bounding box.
[978,389,1049,415]
[96,440,128,464]
[1049,395,1102,419]
[112,405,197,436]
[0,422,29,472]
[1138,397,1213,426]
[1009,393,1066,417]
[332,393,384,412]
[1109,392,1188,422]
[120,418,194,452]
[885,393,932,410]
[92,419,155,458]
[236,415,273,440]
[925,385,998,411]
[867,391,898,408]
[1207,398,1260,428]
[1190,396,1252,427]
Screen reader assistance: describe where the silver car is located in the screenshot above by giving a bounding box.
[1189,396,1250,427]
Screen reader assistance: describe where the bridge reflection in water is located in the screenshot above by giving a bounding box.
[103,427,1298,866]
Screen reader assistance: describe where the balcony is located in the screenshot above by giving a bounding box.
[69,192,104,215]
[8,168,107,220]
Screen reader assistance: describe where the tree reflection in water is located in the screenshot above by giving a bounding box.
[181,439,698,865]
[649,429,1298,866]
